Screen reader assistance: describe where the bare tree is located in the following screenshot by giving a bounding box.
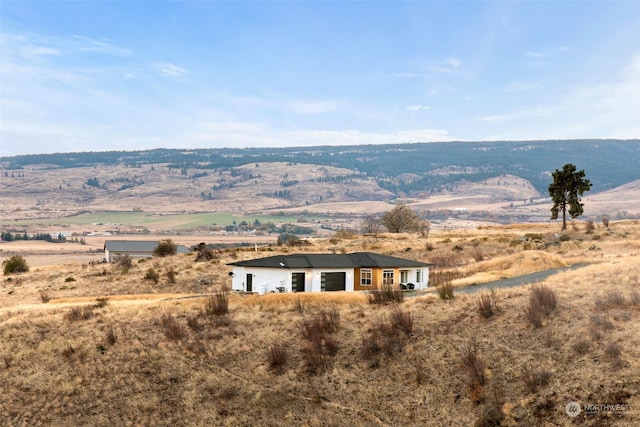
[382,205,419,233]
[416,218,431,238]
[360,215,383,234]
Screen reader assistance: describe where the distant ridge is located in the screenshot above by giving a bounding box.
[2,139,638,194]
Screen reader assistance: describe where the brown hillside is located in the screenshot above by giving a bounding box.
[1,221,638,426]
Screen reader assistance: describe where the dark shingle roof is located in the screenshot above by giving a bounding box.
[104,240,159,252]
[227,252,432,268]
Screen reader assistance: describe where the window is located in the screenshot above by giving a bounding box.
[400,270,409,284]
[416,270,421,283]
[360,269,372,286]
[382,270,394,286]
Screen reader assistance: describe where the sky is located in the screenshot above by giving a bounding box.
[1,1,639,157]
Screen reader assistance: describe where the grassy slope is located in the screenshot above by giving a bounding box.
[0,222,639,426]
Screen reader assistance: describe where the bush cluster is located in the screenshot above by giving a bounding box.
[367,286,404,305]
[3,255,29,275]
[526,284,557,328]
[299,308,341,375]
[362,308,413,365]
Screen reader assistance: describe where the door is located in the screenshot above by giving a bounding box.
[292,273,305,292]
[246,274,253,292]
[321,272,346,291]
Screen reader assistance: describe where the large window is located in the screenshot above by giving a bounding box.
[382,270,394,286]
[360,269,372,286]
[400,270,409,284]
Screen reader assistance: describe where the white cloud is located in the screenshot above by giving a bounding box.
[406,105,430,111]
[285,128,450,146]
[426,57,462,73]
[71,35,132,56]
[395,56,463,78]
[504,81,543,93]
[22,46,61,57]
[154,63,188,77]
[525,50,544,58]
[477,106,557,123]
[475,53,640,139]
[445,57,461,68]
[287,100,338,114]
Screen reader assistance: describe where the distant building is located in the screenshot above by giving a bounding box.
[103,240,190,262]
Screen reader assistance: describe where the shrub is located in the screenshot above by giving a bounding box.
[594,290,627,309]
[300,308,340,340]
[113,254,133,270]
[437,282,455,300]
[267,343,288,373]
[144,267,160,284]
[572,338,591,356]
[367,286,404,305]
[477,290,498,319]
[187,315,203,332]
[585,219,595,233]
[65,305,94,322]
[390,307,413,336]
[3,255,29,275]
[604,342,622,360]
[460,337,486,387]
[475,403,504,427]
[526,284,557,328]
[204,287,230,316]
[64,276,76,282]
[105,325,117,346]
[95,297,109,308]
[300,308,341,375]
[526,301,545,328]
[194,243,219,262]
[631,291,640,306]
[166,267,178,284]
[39,290,51,303]
[362,309,413,361]
[3,354,13,369]
[161,314,186,341]
[153,239,177,257]
[521,364,552,393]
[471,247,484,262]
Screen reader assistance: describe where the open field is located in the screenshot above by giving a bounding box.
[1,221,639,426]
[0,211,327,229]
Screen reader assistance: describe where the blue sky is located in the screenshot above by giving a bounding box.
[1,1,639,156]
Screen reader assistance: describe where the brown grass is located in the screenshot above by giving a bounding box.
[0,221,639,426]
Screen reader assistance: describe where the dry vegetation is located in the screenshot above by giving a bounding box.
[1,221,639,426]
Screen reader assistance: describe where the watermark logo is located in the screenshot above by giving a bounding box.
[566,401,581,417]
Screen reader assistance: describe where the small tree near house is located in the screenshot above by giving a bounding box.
[153,239,177,257]
[548,163,592,230]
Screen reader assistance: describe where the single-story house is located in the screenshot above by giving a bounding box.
[227,252,432,294]
[103,240,190,262]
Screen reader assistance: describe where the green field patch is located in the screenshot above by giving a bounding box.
[1,211,322,229]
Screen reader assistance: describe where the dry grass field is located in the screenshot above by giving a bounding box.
[1,221,639,426]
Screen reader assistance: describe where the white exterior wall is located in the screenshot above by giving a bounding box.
[105,250,154,262]
[231,266,427,293]
[415,267,429,290]
[231,267,290,293]
[231,267,356,293]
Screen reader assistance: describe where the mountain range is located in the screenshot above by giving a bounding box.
[1,139,639,224]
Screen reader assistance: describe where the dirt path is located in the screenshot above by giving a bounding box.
[455,263,589,294]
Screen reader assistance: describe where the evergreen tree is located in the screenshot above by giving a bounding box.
[548,163,592,230]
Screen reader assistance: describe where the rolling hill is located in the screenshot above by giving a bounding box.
[1,139,639,225]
